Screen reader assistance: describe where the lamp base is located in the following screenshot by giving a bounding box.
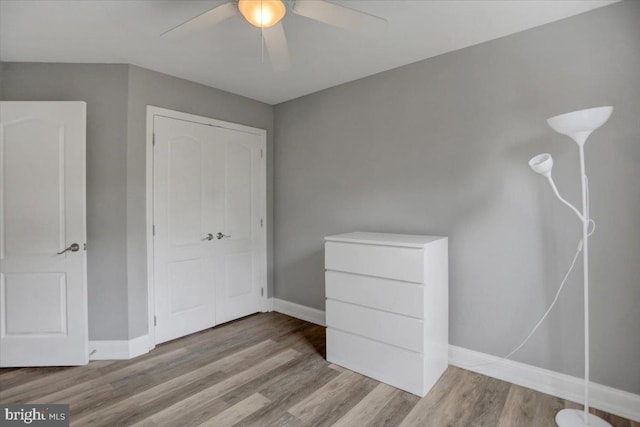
[556,409,612,427]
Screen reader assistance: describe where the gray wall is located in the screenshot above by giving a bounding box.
[1,63,274,341]
[1,63,131,340]
[274,1,640,394]
[125,65,274,339]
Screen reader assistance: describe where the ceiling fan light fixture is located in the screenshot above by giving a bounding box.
[238,0,286,28]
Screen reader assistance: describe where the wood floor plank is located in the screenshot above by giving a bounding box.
[399,365,464,426]
[593,408,633,427]
[134,397,230,427]
[287,369,359,420]
[186,313,304,356]
[1,312,635,427]
[533,391,565,425]
[0,365,102,402]
[368,389,420,427]
[564,400,582,410]
[332,382,399,427]
[288,369,378,426]
[497,385,538,426]
[0,360,116,391]
[265,413,305,427]
[328,363,348,373]
[257,359,339,405]
[75,371,230,427]
[128,349,300,427]
[401,367,510,426]
[68,362,227,421]
[70,340,283,425]
[170,314,270,350]
[274,323,326,356]
[197,393,271,427]
[218,351,327,407]
[69,350,233,418]
[50,382,115,411]
[0,366,73,390]
[461,374,513,426]
[32,347,189,404]
[237,366,341,427]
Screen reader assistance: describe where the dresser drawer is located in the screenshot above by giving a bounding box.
[326,299,424,353]
[325,241,424,283]
[325,271,424,319]
[327,328,425,396]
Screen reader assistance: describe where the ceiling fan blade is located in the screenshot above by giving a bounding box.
[292,0,387,35]
[263,23,292,72]
[161,2,237,38]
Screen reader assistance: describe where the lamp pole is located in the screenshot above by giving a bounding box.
[578,143,590,424]
[530,105,613,427]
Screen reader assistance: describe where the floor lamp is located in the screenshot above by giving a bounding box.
[528,106,613,427]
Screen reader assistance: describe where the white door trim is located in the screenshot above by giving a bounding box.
[145,106,268,349]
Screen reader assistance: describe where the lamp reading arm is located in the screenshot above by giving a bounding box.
[545,176,586,223]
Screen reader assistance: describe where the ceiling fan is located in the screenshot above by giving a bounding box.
[161,0,388,72]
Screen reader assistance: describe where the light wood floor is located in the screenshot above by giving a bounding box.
[0,312,636,427]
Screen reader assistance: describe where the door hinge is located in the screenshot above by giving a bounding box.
[261,288,264,297]
[153,225,156,236]
[260,218,263,228]
[260,149,263,159]
[154,315,157,326]
[152,133,156,146]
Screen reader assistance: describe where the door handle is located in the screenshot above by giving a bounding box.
[57,243,80,255]
[216,232,231,240]
[204,233,214,241]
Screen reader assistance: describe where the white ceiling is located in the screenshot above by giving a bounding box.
[0,0,617,104]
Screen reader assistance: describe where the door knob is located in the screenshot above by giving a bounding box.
[204,233,214,241]
[216,232,230,240]
[57,243,80,255]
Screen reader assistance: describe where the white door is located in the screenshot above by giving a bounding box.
[211,127,264,324]
[152,113,265,343]
[0,101,88,367]
[153,117,216,344]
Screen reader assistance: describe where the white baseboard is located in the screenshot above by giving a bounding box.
[270,298,325,326]
[449,345,640,422]
[270,299,639,422]
[89,334,151,360]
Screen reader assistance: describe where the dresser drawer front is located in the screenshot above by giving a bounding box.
[325,271,424,319]
[325,242,424,283]
[327,328,425,396]
[326,299,424,353]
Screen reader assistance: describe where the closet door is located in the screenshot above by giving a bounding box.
[153,116,216,344]
[211,127,263,324]
[153,113,264,343]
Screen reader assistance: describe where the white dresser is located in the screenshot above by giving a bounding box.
[325,232,448,397]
